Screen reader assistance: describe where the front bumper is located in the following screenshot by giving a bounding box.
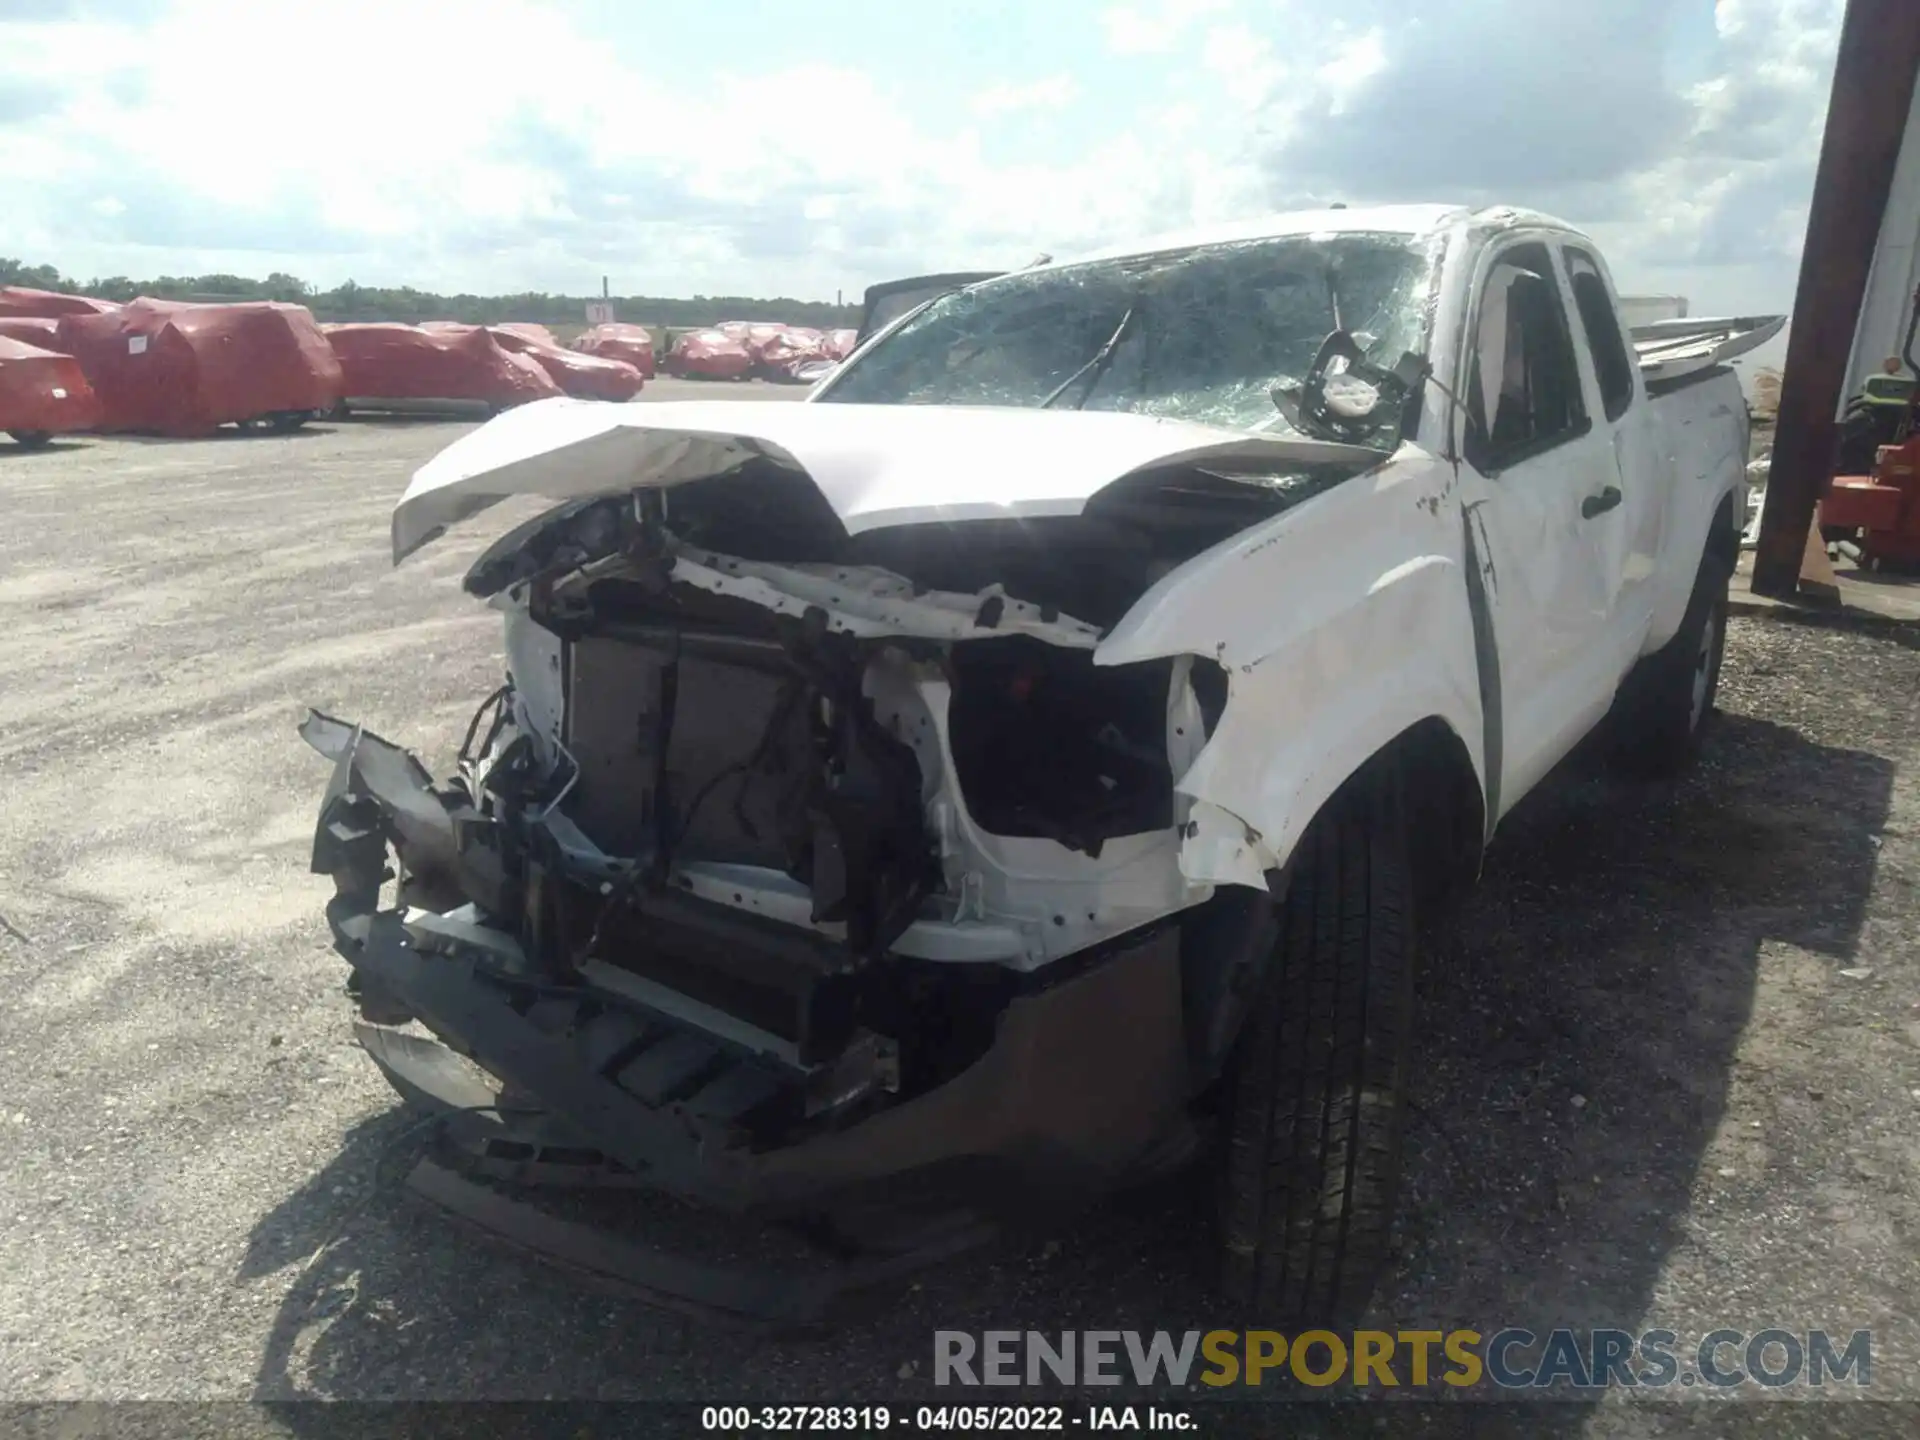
[305,711,1194,1304]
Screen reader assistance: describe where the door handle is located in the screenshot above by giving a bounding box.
[1581,485,1623,519]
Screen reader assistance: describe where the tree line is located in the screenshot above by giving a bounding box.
[0,258,860,330]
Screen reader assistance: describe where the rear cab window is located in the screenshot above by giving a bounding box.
[1563,246,1636,421]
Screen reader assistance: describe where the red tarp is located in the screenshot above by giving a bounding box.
[667,328,753,380]
[825,328,858,360]
[57,298,341,437]
[756,326,827,367]
[714,321,755,342]
[0,316,65,348]
[749,325,832,383]
[325,323,563,409]
[493,322,559,347]
[484,327,643,402]
[0,336,104,439]
[0,287,118,319]
[571,323,656,379]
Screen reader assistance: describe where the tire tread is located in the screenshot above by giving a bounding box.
[1217,769,1414,1323]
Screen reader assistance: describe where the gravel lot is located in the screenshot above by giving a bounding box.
[2,392,1917,1435]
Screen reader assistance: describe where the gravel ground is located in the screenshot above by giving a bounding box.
[1,402,1918,1436]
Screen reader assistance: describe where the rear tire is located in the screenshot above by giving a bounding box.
[1216,766,1415,1325]
[1609,547,1731,778]
[9,430,54,449]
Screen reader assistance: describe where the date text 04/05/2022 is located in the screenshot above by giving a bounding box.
[700,1405,1194,1431]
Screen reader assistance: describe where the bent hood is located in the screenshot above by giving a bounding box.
[391,397,1383,562]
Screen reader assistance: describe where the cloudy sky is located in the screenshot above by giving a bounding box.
[0,0,1840,313]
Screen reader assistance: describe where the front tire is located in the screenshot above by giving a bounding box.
[8,430,53,449]
[1216,767,1415,1324]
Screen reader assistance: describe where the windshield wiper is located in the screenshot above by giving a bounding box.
[1041,304,1137,410]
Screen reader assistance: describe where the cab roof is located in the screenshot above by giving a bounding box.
[1038,204,1587,273]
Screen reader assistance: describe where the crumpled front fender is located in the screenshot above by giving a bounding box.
[1095,447,1487,888]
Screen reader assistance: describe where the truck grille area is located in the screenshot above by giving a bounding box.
[561,881,867,1065]
[563,628,811,868]
[538,601,935,1056]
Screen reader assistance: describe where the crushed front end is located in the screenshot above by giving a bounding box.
[301,473,1313,1313]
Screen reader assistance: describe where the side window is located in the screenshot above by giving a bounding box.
[1565,246,1635,421]
[1464,241,1589,473]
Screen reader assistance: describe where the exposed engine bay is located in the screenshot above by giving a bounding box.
[304,437,1362,1311]
[419,458,1305,1066]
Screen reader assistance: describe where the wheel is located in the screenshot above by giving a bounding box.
[1216,766,1414,1324]
[1608,546,1731,777]
[266,410,310,433]
[8,430,53,449]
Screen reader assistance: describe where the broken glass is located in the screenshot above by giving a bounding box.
[820,232,1436,440]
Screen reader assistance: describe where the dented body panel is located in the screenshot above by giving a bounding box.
[301,206,1773,1302]
[391,398,1380,563]
[1096,443,1482,884]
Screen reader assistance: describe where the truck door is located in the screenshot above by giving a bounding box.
[1559,242,1663,658]
[1456,238,1633,816]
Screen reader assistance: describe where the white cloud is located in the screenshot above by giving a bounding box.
[1594,0,1841,305]
[1101,0,1233,56]
[1,1,1047,294]
[970,76,1081,117]
[0,0,1849,319]
[1198,21,1284,110]
[1219,0,1843,313]
[1318,29,1387,117]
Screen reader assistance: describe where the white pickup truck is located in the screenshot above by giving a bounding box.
[303,205,1781,1324]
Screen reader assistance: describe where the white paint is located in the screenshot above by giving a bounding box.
[1631,315,1787,383]
[390,397,1380,563]
[1096,445,1484,878]
[1429,217,1762,815]
[1040,203,1466,270]
[393,206,1767,969]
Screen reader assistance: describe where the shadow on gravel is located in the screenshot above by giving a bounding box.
[240,1110,428,1286]
[1743,605,1920,653]
[246,709,1893,1428]
[0,438,91,459]
[329,413,483,428]
[102,426,340,445]
[1375,707,1893,1428]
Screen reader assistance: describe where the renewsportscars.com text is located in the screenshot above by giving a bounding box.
[933,1328,1871,1390]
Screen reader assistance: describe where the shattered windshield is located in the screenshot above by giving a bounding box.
[818,232,1436,437]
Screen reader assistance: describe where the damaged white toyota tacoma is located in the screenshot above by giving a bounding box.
[303,205,1780,1324]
